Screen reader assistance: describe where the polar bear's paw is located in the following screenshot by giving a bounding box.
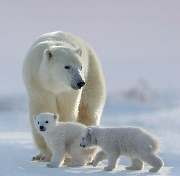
[125,166,143,170]
[47,162,59,168]
[149,167,160,172]
[31,152,51,162]
[40,154,46,161]
[87,159,94,165]
[104,166,114,171]
[31,155,42,161]
[93,160,99,167]
[67,161,84,167]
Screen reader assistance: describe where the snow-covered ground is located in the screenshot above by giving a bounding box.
[1,90,180,175]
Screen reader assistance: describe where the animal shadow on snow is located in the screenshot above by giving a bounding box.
[64,165,166,175]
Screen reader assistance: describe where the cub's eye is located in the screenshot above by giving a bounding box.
[38,122,39,124]
[80,66,82,70]
[64,66,71,69]
[45,121,48,123]
[82,137,84,140]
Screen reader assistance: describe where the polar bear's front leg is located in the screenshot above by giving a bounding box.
[47,147,66,168]
[104,152,120,171]
[93,150,107,167]
[56,91,81,122]
[29,91,57,162]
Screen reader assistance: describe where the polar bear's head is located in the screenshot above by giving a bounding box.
[33,113,59,133]
[40,46,85,94]
[80,127,97,148]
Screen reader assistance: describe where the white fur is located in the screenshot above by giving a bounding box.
[80,126,164,172]
[22,31,106,161]
[34,113,97,168]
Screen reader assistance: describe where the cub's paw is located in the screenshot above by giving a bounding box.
[125,166,143,170]
[149,167,160,172]
[93,160,99,167]
[104,166,114,171]
[47,162,59,168]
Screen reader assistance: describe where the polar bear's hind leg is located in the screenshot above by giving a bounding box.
[125,158,143,170]
[140,153,164,172]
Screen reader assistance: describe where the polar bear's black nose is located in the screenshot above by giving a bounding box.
[77,81,85,88]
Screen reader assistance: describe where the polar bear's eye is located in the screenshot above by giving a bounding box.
[82,137,84,140]
[64,66,71,69]
[38,122,39,124]
[45,121,48,123]
[80,66,82,70]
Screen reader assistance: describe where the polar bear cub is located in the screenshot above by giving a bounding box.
[80,126,164,172]
[33,112,97,168]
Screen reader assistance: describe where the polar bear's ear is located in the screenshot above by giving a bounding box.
[33,115,37,121]
[54,114,59,121]
[44,49,53,61]
[75,48,82,57]
[88,127,93,135]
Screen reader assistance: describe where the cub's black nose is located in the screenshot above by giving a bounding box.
[40,126,45,131]
[77,81,85,88]
[80,144,85,148]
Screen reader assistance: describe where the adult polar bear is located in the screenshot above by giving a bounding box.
[22,31,106,161]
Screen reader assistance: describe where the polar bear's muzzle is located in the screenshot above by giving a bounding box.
[77,81,85,89]
[39,126,46,131]
[80,143,85,148]
[72,81,85,90]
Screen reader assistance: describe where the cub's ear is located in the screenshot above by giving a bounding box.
[88,127,93,135]
[54,113,59,121]
[33,115,37,121]
[44,49,53,61]
[75,48,82,57]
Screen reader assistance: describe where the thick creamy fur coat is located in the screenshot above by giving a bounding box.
[34,113,97,167]
[22,31,106,161]
[80,126,164,172]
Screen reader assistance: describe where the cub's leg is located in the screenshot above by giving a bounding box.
[125,158,144,170]
[67,143,87,167]
[93,150,107,167]
[47,146,66,168]
[104,151,120,171]
[140,153,164,172]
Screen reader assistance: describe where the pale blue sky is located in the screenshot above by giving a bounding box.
[1,0,180,94]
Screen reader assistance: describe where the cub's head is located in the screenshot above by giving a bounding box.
[40,46,85,94]
[33,113,59,133]
[80,127,97,148]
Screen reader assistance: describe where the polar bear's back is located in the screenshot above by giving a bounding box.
[57,122,86,143]
[29,31,90,52]
[98,126,159,153]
